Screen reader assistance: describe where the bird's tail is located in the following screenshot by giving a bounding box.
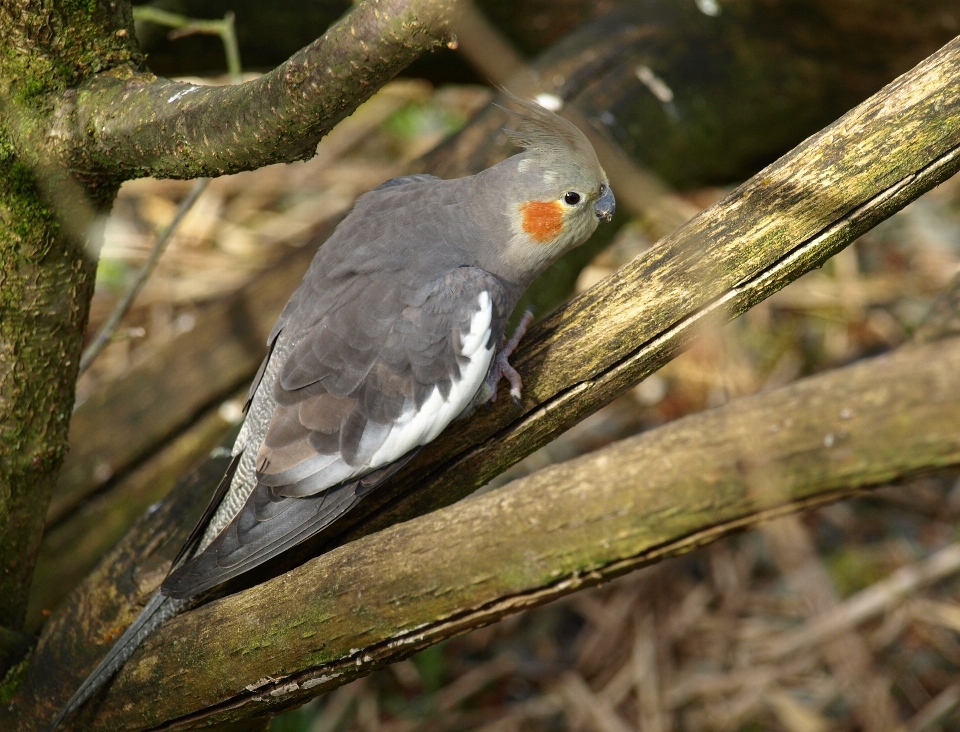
[49,591,189,730]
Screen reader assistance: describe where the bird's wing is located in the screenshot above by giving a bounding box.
[162,266,508,599]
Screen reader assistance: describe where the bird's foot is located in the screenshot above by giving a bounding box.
[486,308,534,407]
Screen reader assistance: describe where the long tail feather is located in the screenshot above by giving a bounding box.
[49,591,189,730]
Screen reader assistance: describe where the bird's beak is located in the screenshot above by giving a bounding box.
[594,186,616,222]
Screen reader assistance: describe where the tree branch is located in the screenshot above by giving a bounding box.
[327,33,960,544]
[63,0,458,180]
[23,334,960,730]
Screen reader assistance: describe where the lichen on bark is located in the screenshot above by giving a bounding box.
[0,0,142,633]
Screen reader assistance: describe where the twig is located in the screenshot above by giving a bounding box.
[907,598,960,635]
[78,179,209,375]
[759,515,900,732]
[760,543,960,661]
[435,655,516,712]
[307,684,356,732]
[558,672,633,732]
[633,610,670,732]
[133,8,243,84]
[79,8,245,376]
[905,682,960,732]
[766,690,831,732]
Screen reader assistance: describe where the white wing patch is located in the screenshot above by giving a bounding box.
[368,291,494,465]
[248,293,495,498]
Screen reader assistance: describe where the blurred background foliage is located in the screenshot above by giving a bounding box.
[47,0,960,729]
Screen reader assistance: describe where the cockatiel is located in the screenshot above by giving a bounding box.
[52,94,615,728]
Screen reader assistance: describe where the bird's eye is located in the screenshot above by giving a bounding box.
[564,191,581,206]
[599,184,607,195]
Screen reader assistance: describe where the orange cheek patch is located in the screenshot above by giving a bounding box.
[519,200,564,243]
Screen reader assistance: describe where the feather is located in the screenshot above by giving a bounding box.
[162,278,503,596]
[495,90,601,176]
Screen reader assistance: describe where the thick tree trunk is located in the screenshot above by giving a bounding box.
[0,133,98,631]
[0,0,139,633]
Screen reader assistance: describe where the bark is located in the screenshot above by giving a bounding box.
[7,34,960,730]
[60,0,457,180]
[0,0,139,633]
[14,330,960,730]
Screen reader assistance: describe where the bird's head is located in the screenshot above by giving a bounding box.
[490,93,615,277]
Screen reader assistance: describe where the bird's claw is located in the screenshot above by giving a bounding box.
[486,308,534,408]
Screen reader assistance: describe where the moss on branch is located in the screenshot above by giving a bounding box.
[63,0,459,180]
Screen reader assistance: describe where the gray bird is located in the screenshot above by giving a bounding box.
[51,94,615,728]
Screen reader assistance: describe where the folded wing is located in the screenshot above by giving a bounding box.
[162,266,508,599]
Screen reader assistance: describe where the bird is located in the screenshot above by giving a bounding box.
[50,92,615,728]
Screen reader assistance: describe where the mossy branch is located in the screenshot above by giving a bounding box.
[61,0,458,180]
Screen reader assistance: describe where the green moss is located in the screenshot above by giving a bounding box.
[826,547,887,597]
[0,132,58,254]
[0,652,30,705]
[14,77,48,105]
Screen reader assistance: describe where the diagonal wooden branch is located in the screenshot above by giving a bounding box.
[29,332,960,731]
[60,0,458,180]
